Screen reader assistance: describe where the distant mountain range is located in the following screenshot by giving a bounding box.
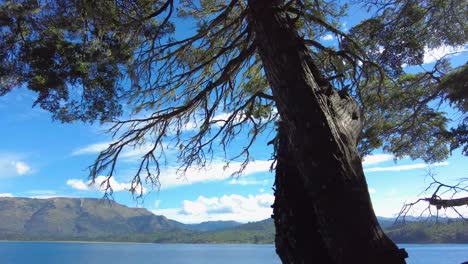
[0,197,466,243]
[0,197,179,240]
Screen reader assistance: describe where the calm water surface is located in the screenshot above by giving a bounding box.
[0,242,466,264]
[401,244,468,264]
[0,243,280,264]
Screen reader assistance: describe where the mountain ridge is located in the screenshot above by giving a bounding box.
[1,197,466,243]
[0,197,178,240]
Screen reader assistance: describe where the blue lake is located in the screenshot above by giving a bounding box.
[0,242,466,264]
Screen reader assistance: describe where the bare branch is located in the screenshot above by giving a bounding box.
[398,169,468,222]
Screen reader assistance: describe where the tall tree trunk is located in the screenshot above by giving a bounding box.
[247,1,408,263]
[274,121,333,263]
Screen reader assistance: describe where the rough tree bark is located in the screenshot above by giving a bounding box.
[247,1,408,263]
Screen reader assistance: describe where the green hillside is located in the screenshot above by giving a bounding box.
[154,219,275,244]
[385,221,468,243]
[183,221,243,232]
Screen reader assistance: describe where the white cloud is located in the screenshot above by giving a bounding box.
[228,179,269,185]
[179,120,198,132]
[67,175,147,194]
[71,142,113,156]
[66,159,264,191]
[210,112,244,127]
[0,153,33,177]
[12,161,32,175]
[0,193,14,197]
[362,154,394,166]
[365,161,449,173]
[321,34,334,41]
[369,188,377,194]
[66,179,90,191]
[70,142,272,190]
[157,159,272,189]
[423,45,467,64]
[152,193,274,223]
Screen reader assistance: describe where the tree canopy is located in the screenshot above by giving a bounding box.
[1,0,466,198]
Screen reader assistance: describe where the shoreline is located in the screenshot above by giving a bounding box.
[1,240,468,245]
[0,240,278,246]
[0,240,154,244]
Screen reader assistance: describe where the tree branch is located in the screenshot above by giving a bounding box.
[424,197,468,209]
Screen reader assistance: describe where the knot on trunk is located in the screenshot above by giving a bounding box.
[327,88,363,146]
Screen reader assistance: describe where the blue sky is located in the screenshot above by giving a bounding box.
[0,4,467,223]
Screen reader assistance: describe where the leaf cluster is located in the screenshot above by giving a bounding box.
[1,0,172,122]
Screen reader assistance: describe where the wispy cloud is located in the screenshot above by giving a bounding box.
[157,159,272,189]
[67,175,147,194]
[0,191,69,199]
[362,154,450,174]
[30,195,73,199]
[423,45,467,64]
[152,193,274,223]
[119,143,165,162]
[20,190,71,199]
[72,111,270,162]
[365,162,449,173]
[228,179,269,186]
[71,140,174,163]
[71,142,113,156]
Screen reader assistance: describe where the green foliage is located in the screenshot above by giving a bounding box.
[440,64,468,112]
[0,0,172,123]
[359,68,451,162]
[437,63,468,155]
[152,220,275,244]
[386,221,468,243]
[352,0,466,75]
[349,0,468,159]
[447,116,468,156]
